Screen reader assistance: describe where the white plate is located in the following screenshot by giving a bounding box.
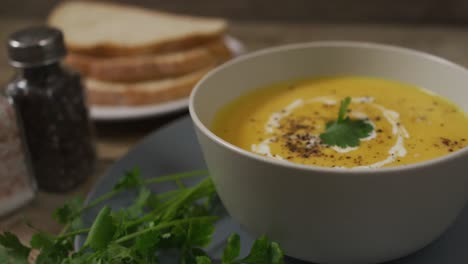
[90,36,246,121]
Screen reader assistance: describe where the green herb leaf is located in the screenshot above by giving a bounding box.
[127,187,151,218]
[84,206,116,250]
[30,232,53,250]
[185,220,215,247]
[70,217,84,232]
[320,97,374,148]
[133,230,160,258]
[105,243,134,262]
[0,244,29,264]
[53,197,84,225]
[220,235,284,264]
[191,247,209,258]
[241,236,284,264]
[269,242,284,264]
[183,247,210,264]
[196,255,212,264]
[222,233,241,264]
[5,169,285,264]
[113,167,142,191]
[60,251,94,264]
[146,193,162,209]
[34,238,73,264]
[161,178,215,221]
[0,232,30,263]
[110,209,132,238]
[241,236,270,263]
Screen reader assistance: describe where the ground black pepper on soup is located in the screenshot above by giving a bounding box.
[212,76,468,168]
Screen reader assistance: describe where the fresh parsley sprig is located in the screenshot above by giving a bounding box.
[0,169,284,264]
[320,97,374,148]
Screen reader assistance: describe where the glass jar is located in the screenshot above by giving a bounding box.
[0,95,36,217]
[5,26,96,192]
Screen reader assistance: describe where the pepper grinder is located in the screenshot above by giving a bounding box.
[5,26,96,192]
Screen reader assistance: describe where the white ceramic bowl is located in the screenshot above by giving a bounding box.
[189,42,468,264]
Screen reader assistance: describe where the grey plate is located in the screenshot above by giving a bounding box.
[76,116,468,263]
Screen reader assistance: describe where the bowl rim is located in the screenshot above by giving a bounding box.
[189,41,468,175]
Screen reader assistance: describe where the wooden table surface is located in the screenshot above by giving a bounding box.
[1,17,468,244]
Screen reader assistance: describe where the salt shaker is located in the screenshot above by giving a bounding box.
[5,26,96,192]
[0,95,36,217]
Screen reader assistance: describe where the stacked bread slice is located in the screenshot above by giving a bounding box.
[48,1,231,106]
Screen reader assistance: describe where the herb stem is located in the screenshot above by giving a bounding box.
[84,191,117,213]
[154,189,183,201]
[175,178,186,189]
[129,178,214,227]
[127,193,180,227]
[142,170,208,185]
[161,178,214,221]
[59,223,71,236]
[57,228,90,240]
[75,170,209,220]
[115,216,218,244]
[58,170,207,236]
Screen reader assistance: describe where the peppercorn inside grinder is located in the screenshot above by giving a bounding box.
[5,26,96,192]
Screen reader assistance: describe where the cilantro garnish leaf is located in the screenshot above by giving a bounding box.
[133,230,160,262]
[30,232,54,250]
[242,235,282,264]
[127,187,151,218]
[53,197,83,225]
[269,242,284,264]
[84,206,116,250]
[221,234,284,264]
[320,97,374,148]
[0,232,30,263]
[196,255,213,264]
[185,220,215,247]
[34,238,73,264]
[1,169,285,264]
[113,167,142,191]
[222,233,241,263]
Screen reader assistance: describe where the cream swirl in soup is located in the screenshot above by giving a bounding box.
[212,76,468,168]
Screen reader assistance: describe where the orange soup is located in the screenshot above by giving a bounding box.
[212,76,468,168]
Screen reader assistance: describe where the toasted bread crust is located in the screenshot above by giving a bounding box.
[66,34,225,57]
[48,1,227,57]
[67,39,231,82]
[85,68,211,106]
